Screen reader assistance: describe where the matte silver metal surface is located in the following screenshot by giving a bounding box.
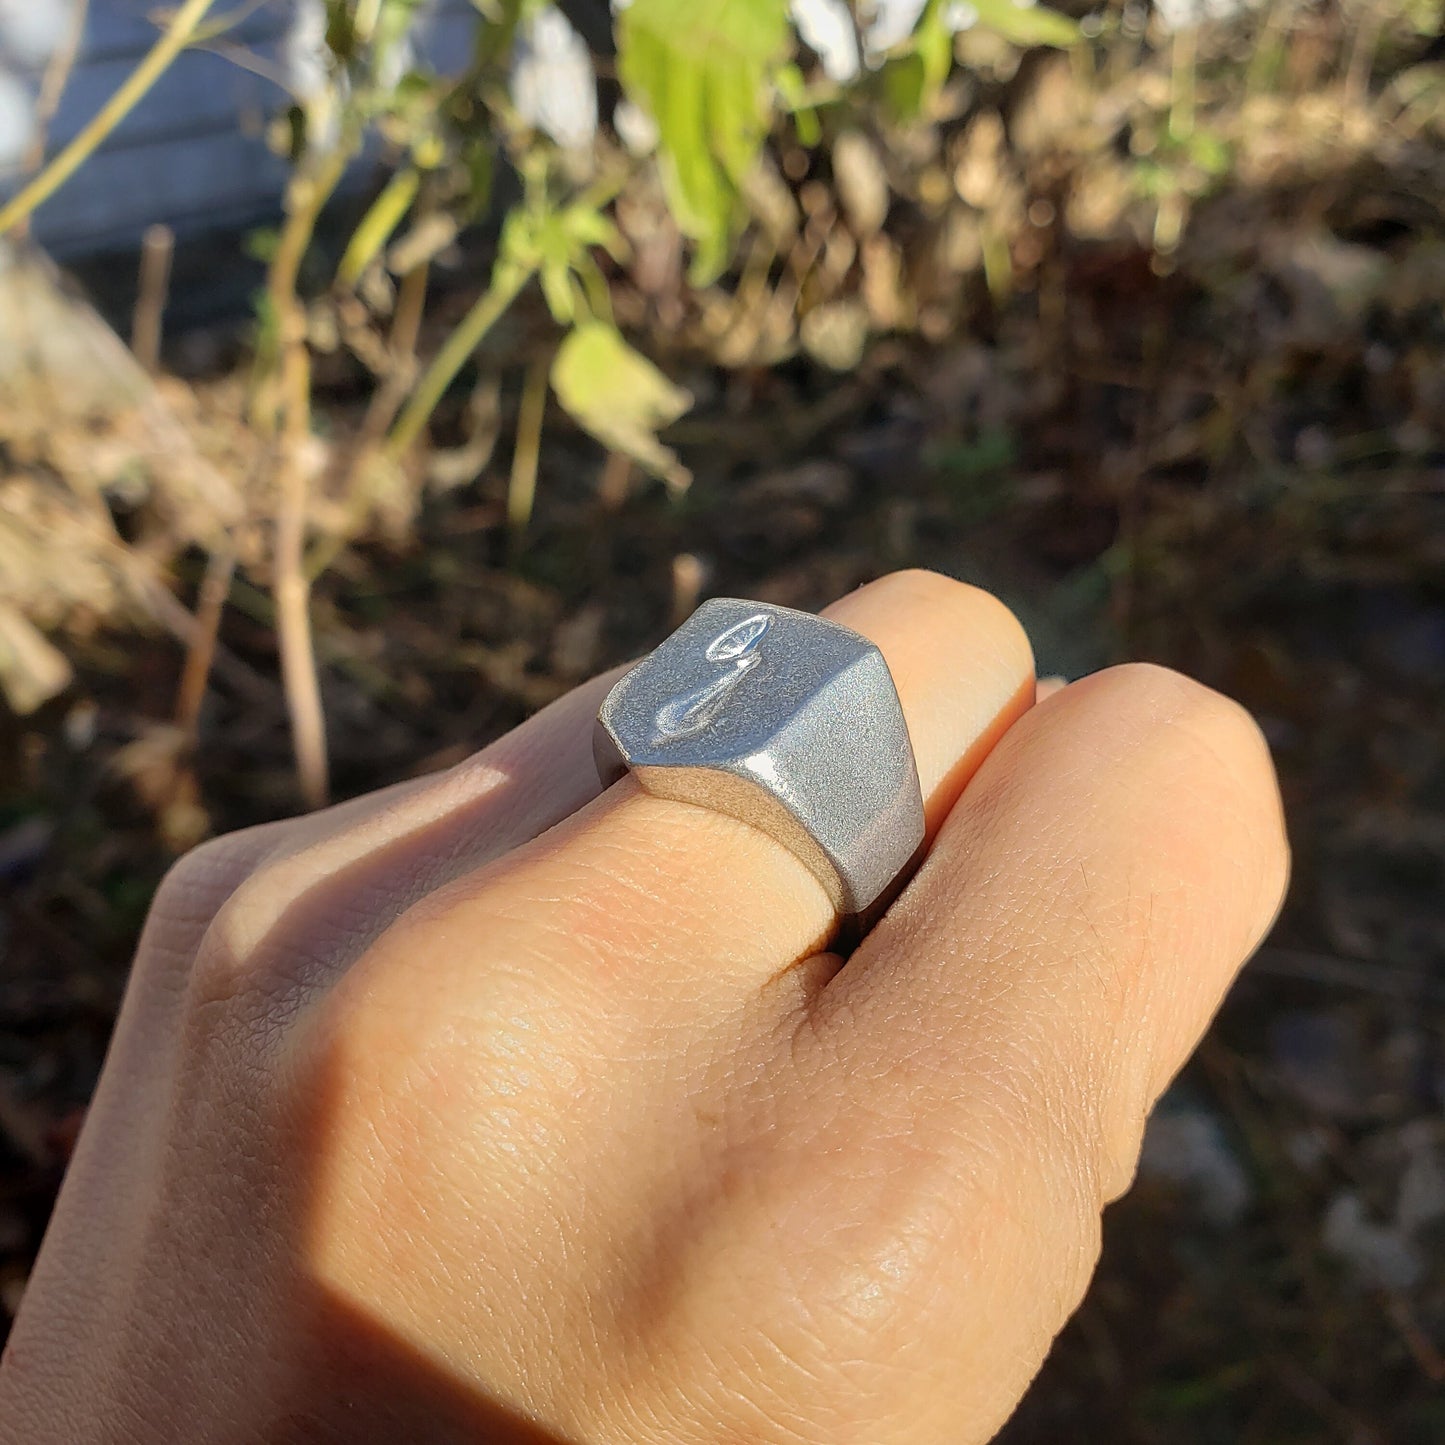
[594,597,925,919]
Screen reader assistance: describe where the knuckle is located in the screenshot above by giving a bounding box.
[183,889,266,1021]
[122,826,292,1050]
[879,567,1008,622]
[183,857,303,1017]
[148,830,265,935]
[872,566,955,596]
[1090,664,1288,882]
[868,568,982,624]
[1136,665,1289,913]
[1090,659,1214,718]
[874,568,1035,673]
[131,830,299,1068]
[1094,661,1260,761]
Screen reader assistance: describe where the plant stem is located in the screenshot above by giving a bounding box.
[132,223,174,372]
[19,0,90,231]
[0,0,220,236]
[264,142,354,809]
[1168,23,1197,144]
[386,261,533,459]
[269,149,351,323]
[275,333,329,810]
[1343,4,1383,110]
[597,450,633,510]
[508,355,549,552]
[358,254,432,444]
[175,545,236,738]
[337,166,420,289]
[306,253,435,583]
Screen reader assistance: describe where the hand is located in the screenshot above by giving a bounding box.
[0,572,1288,1444]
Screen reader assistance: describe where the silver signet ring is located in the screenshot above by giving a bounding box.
[594,598,926,927]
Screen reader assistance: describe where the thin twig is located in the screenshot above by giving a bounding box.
[113,544,274,705]
[174,546,237,738]
[1343,1,1384,110]
[1385,1294,1445,1384]
[0,0,220,236]
[275,333,329,810]
[189,0,276,44]
[260,143,353,809]
[386,260,533,459]
[389,260,431,377]
[1245,0,1291,98]
[314,252,435,584]
[507,355,549,553]
[337,167,420,290]
[189,40,294,94]
[352,256,432,452]
[597,450,633,509]
[1168,22,1197,144]
[18,0,90,210]
[132,224,174,373]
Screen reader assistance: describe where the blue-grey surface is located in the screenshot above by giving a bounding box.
[0,0,477,257]
[595,597,925,918]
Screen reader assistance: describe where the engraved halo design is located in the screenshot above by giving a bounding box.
[652,613,772,743]
[593,597,926,938]
[704,612,771,662]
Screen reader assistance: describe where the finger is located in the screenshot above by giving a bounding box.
[147,667,623,1028]
[397,571,1037,1011]
[756,664,1288,1440]
[1035,674,1067,702]
[159,667,622,936]
[97,669,621,1223]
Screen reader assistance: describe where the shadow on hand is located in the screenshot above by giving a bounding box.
[89,719,621,1445]
[245,774,601,1445]
[264,1288,576,1445]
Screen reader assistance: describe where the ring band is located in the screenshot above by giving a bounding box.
[594,598,925,930]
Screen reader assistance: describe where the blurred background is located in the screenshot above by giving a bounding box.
[0,1,1442,1439]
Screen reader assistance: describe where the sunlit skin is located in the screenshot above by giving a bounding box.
[0,571,1288,1444]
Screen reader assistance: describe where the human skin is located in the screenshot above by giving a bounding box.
[0,571,1288,1444]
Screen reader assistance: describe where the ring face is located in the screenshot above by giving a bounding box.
[594,598,925,917]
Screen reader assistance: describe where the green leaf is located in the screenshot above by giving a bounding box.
[1187,129,1232,178]
[374,0,429,57]
[550,323,694,488]
[244,226,280,264]
[337,167,420,288]
[618,0,792,285]
[969,0,1078,50]
[775,63,820,146]
[560,203,624,258]
[881,0,958,122]
[499,197,615,322]
[539,260,576,323]
[324,1,358,63]
[879,53,928,123]
[915,0,955,100]
[883,0,1077,120]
